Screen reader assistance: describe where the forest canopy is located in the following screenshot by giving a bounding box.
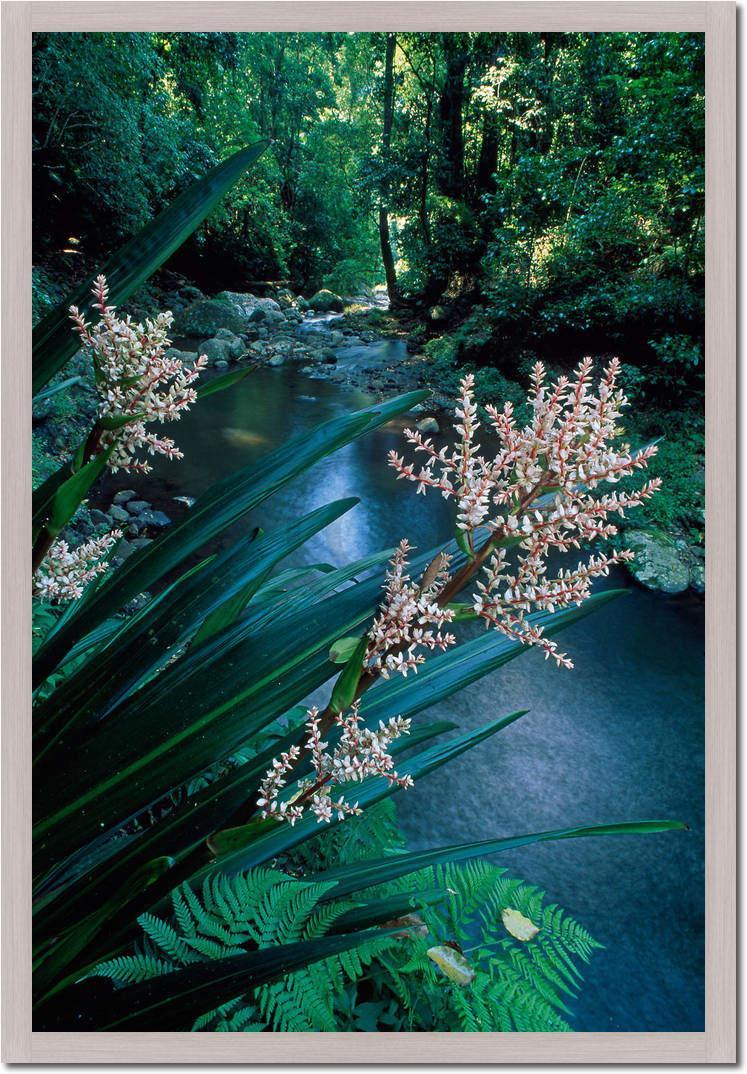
[33,30,705,533]
[34,32,703,345]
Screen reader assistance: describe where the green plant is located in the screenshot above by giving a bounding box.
[32,283,685,1032]
[32,141,268,395]
[354,858,601,1032]
[87,868,394,1032]
[88,854,602,1033]
[32,385,680,1029]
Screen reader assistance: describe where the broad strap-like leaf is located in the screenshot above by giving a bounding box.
[32,446,114,544]
[188,710,531,882]
[32,142,269,395]
[312,820,688,900]
[32,390,428,686]
[36,928,397,1031]
[33,499,360,754]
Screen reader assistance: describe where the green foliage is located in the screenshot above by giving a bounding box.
[366,859,602,1031]
[32,266,64,327]
[619,408,705,543]
[30,381,678,1030]
[89,868,386,1032]
[94,847,603,1032]
[33,141,268,394]
[31,32,694,1031]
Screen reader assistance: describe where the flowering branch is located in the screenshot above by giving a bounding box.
[257,703,412,826]
[70,275,207,473]
[389,360,660,667]
[33,529,122,603]
[258,357,660,825]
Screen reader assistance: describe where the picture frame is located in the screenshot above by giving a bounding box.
[2,1,735,1062]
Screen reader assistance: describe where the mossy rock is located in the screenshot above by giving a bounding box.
[308,289,344,312]
[173,299,248,337]
[625,530,691,594]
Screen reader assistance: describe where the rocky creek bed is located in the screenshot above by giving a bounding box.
[33,284,704,596]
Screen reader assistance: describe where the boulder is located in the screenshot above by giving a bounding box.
[268,354,286,367]
[308,289,344,313]
[211,329,245,359]
[215,360,229,372]
[625,530,691,594]
[296,296,310,312]
[89,508,112,528]
[172,300,247,337]
[180,285,205,302]
[215,291,284,322]
[199,338,239,366]
[113,489,137,505]
[690,560,705,594]
[416,416,440,435]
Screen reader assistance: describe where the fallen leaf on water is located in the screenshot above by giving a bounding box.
[427,945,476,985]
[501,907,540,941]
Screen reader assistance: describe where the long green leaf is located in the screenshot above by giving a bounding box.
[32,720,455,987]
[33,499,359,755]
[357,589,626,728]
[190,710,530,882]
[32,390,428,685]
[37,928,397,1031]
[32,446,113,544]
[32,142,269,395]
[313,820,688,900]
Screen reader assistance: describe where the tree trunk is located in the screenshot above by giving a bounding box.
[475,110,499,203]
[437,33,467,199]
[379,32,400,306]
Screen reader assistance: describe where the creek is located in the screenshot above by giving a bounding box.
[144,317,704,1033]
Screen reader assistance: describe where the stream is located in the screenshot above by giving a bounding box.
[141,320,704,1033]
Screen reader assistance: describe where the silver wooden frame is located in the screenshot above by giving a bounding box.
[2,2,735,1062]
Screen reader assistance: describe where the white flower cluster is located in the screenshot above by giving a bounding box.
[364,539,456,679]
[33,529,122,603]
[257,703,413,826]
[389,359,661,668]
[70,275,208,473]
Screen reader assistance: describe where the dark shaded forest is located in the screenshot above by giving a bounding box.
[33,30,705,540]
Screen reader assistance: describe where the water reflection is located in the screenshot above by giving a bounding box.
[148,363,704,1033]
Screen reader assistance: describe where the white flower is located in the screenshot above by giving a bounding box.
[257,703,412,826]
[33,529,122,603]
[364,540,456,679]
[389,360,660,668]
[70,275,207,473]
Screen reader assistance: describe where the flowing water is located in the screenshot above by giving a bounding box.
[146,346,704,1033]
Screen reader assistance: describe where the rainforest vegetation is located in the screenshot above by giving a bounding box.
[31,31,703,1033]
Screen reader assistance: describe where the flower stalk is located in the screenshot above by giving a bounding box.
[258,357,661,824]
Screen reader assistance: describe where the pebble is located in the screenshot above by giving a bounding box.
[107,505,130,523]
[126,500,150,515]
[113,489,137,504]
[138,509,172,530]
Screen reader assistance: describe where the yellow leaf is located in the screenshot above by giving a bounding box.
[501,907,540,942]
[426,945,476,986]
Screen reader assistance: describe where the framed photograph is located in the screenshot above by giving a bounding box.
[2,1,735,1063]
